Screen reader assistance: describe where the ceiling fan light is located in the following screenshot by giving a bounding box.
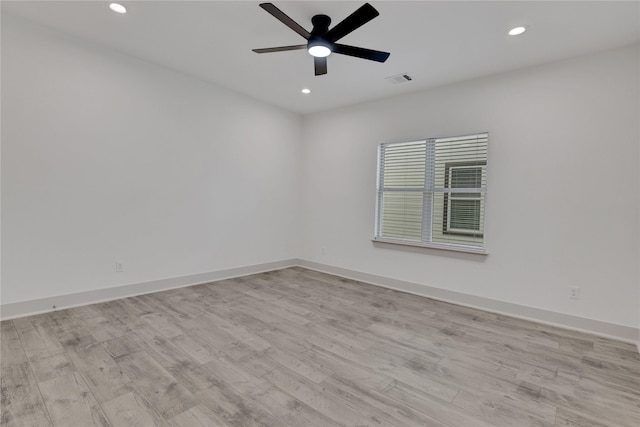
[308,45,331,58]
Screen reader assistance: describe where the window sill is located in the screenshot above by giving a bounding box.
[372,237,488,255]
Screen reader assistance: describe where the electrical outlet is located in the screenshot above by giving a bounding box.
[569,286,580,299]
[321,247,326,256]
[115,261,124,273]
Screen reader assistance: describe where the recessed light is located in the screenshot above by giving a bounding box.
[109,3,127,14]
[508,26,526,36]
[301,88,311,94]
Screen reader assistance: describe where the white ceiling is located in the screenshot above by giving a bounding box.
[3,1,639,115]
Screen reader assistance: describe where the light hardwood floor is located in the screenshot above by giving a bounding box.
[1,267,639,426]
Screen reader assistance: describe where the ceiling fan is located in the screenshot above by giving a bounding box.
[252,2,390,76]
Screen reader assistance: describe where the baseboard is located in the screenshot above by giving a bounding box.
[296,259,640,346]
[0,259,297,320]
[2,258,638,349]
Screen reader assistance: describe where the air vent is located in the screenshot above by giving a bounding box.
[385,73,413,84]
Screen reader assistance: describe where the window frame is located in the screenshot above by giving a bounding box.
[373,133,488,254]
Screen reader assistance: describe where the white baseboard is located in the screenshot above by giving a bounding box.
[0,259,297,320]
[2,258,638,350]
[296,259,640,347]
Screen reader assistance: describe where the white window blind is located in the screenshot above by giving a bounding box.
[375,133,488,252]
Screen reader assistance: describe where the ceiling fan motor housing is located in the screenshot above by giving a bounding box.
[308,15,334,52]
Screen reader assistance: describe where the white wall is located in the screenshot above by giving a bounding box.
[300,45,640,330]
[1,15,301,305]
[2,13,639,339]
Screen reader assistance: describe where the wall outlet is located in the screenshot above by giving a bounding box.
[115,261,124,273]
[569,286,580,299]
[321,247,326,256]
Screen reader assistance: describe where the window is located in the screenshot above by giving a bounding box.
[374,133,488,252]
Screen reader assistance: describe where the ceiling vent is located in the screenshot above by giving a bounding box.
[385,73,413,84]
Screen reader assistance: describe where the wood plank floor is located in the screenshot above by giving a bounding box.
[2,267,639,426]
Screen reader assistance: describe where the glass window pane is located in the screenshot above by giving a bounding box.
[380,191,423,240]
[449,199,481,231]
[382,141,426,189]
[451,167,482,188]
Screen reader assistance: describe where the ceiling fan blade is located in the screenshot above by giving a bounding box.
[333,44,390,62]
[260,3,310,40]
[325,3,379,43]
[252,45,307,54]
[314,56,327,76]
